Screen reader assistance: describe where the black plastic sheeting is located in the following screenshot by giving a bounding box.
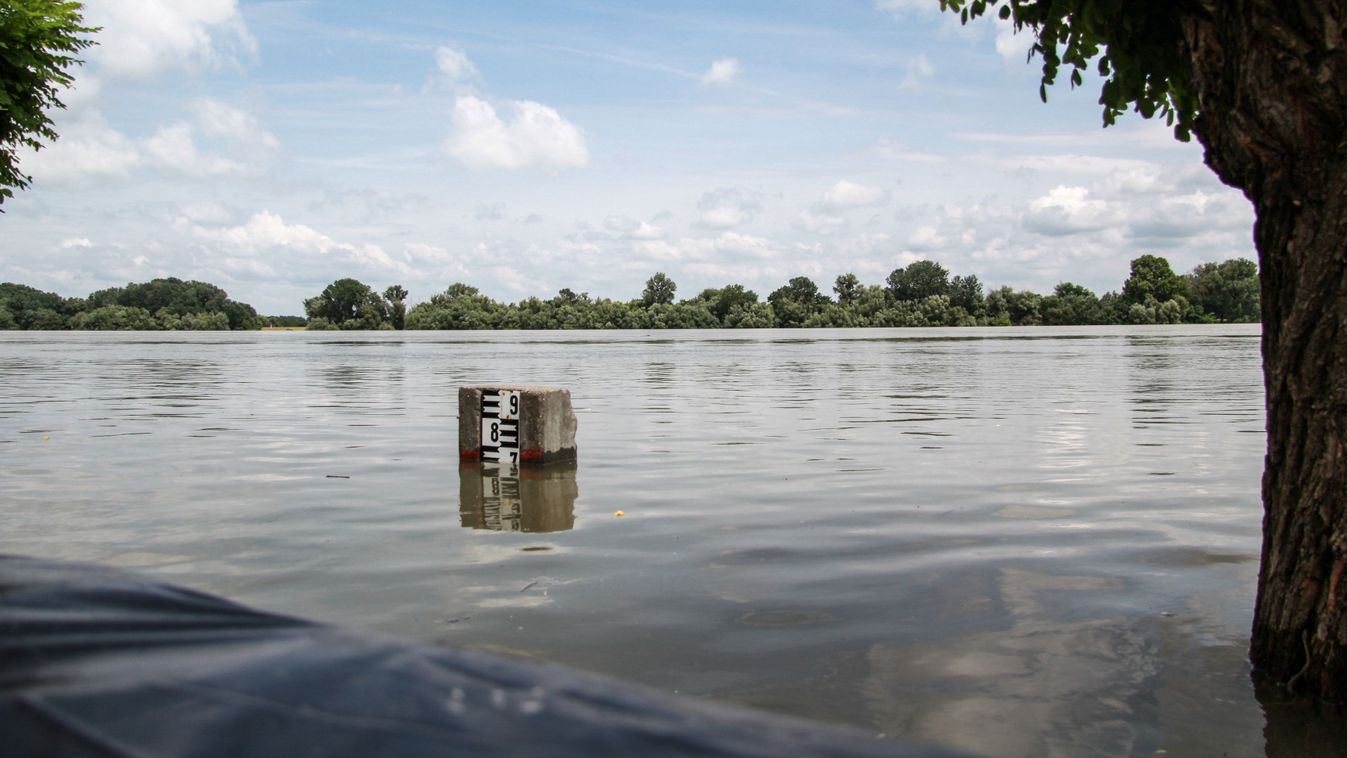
[0,556,966,757]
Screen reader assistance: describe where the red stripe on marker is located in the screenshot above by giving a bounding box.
[520,448,544,462]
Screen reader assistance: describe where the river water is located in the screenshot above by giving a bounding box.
[2,326,1342,755]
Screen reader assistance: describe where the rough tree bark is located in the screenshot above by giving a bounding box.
[1179,0,1347,700]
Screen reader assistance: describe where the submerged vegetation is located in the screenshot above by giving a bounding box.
[0,254,1258,331]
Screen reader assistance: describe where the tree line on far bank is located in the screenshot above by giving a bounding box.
[1,254,1257,332]
[303,254,1259,331]
[0,278,261,330]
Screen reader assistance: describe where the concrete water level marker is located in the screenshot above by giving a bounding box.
[458,385,578,466]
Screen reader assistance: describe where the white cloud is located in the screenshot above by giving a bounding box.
[900,54,935,90]
[196,211,334,250]
[873,139,944,163]
[995,21,1035,62]
[906,226,946,251]
[604,215,666,240]
[631,221,665,240]
[21,99,276,183]
[445,96,589,170]
[796,208,847,235]
[796,180,891,235]
[1125,190,1252,242]
[19,115,141,182]
[191,211,405,273]
[821,180,890,210]
[85,0,255,80]
[191,98,278,149]
[696,188,762,229]
[177,202,236,225]
[874,0,938,18]
[60,238,93,249]
[1024,186,1121,236]
[143,122,244,176]
[630,232,779,265]
[701,58,742,86]
[434,45,479,82]
[694,231,777,259]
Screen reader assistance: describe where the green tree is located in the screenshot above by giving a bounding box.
[68,305,158,330]
[725,301,776,328]
[1097,290,1129,324]
[767,276,828,328]
[948,274,985,317]
[1184,258,1259,323]
[0,282,76,328]
[383,285,408,330]
[1040,282,1104,325]
[640,272,677,307]
[86,278,258,329]
[845,284,891,325]
[304,278,389,330]
[551,288,587,308]
[691,284,759,325]
[642,301,720,329]
[886,260,950,302]
[833,273,862,305]
[946,0,1347,698]
[1121,254,1183,305]
[406,283,505,330]
[984,286,1042,326]
[0,0,95,206]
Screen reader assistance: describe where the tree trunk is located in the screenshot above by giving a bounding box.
[1180,0,1347,700]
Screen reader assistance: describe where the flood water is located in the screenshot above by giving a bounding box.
[3,326,1343,756]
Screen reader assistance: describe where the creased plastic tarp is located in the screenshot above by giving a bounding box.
[0,556,964,757]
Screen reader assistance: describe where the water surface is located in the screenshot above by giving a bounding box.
[3,326,1339,755]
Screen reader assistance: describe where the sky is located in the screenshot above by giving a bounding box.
[3,0,1257,316]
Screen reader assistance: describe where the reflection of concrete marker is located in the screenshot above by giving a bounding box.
[459,461,579,533]
[459,386,577,466]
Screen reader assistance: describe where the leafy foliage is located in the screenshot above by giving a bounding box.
[383,285,408,330]
[87,278,259,329]
[693,284,760,324]
[394,256,1256,330]
[767,276,828,327]
[1121,253,1183,304]
[1183,258,1260,323]
[304,278,390,330]
[0,0,96,204]
[1041,282,1106,325]
[640,273,677,307]
[887,260,950,302]
[833,273,862,305]
[0,255,1258,331]
[0,278,259,330]
[941,0,1197,139]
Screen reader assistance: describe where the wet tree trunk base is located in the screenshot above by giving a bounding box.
[1181,0,1347,701]
[1247,169,1347,702]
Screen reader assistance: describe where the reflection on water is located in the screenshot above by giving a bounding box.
[3,326,1343,756]
[459,461,578,533]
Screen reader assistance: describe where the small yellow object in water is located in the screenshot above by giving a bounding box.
[614,510,625,518]
[42,435,49,441]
